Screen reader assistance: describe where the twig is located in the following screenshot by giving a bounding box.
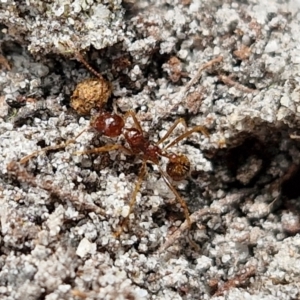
[158,190,254,253]
[157,206,214,253]
[163,56,223,118]
[213,265,256,296]
[0,54,11,70]
[183,56,223,94]
[218,74,257,93]
[7,161,106,216]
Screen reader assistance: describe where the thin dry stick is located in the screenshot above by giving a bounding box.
[157,189,255,253]
[19,127,88,164]
[177,56,223,100]
[218,74,257,93]
[7,161,106,216]
[0,54,11,70]
[183,56,223,94]
[157,56,223,129]
[213,265,256,297]
[157,206,214,253]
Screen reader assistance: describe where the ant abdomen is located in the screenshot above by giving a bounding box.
[166,153,191,181]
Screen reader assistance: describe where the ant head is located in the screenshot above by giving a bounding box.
[91,112,124,137]
[166,153,190,181]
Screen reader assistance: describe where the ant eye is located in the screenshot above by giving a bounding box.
[166,154,190,181]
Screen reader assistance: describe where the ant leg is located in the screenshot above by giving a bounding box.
[157,165,200,250]
[75,143,133,156]
[157,118,188,146]
[123,110,143,133]
[157,165,191,228]
[164,125,209,150]
[156,118,209,150]
[114,161,147,237]
[19,127,89,165]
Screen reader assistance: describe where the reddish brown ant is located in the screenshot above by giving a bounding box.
[76,110,209,237]
[19,52,222,238]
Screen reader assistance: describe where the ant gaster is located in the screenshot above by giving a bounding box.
[19,52,221,238]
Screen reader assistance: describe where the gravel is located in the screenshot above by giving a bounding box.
[1,0,300,299]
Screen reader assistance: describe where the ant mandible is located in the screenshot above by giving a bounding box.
[19,51,222,238]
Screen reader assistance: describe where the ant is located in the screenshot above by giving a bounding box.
[18,51,222,239]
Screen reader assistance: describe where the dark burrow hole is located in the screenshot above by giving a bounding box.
[152,208,167,227]
[205,133,282,190]
[282,167,300,199]
[45,201,56,214]
[1,40,23,56]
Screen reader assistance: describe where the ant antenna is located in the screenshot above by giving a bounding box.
[74,52,105,80]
